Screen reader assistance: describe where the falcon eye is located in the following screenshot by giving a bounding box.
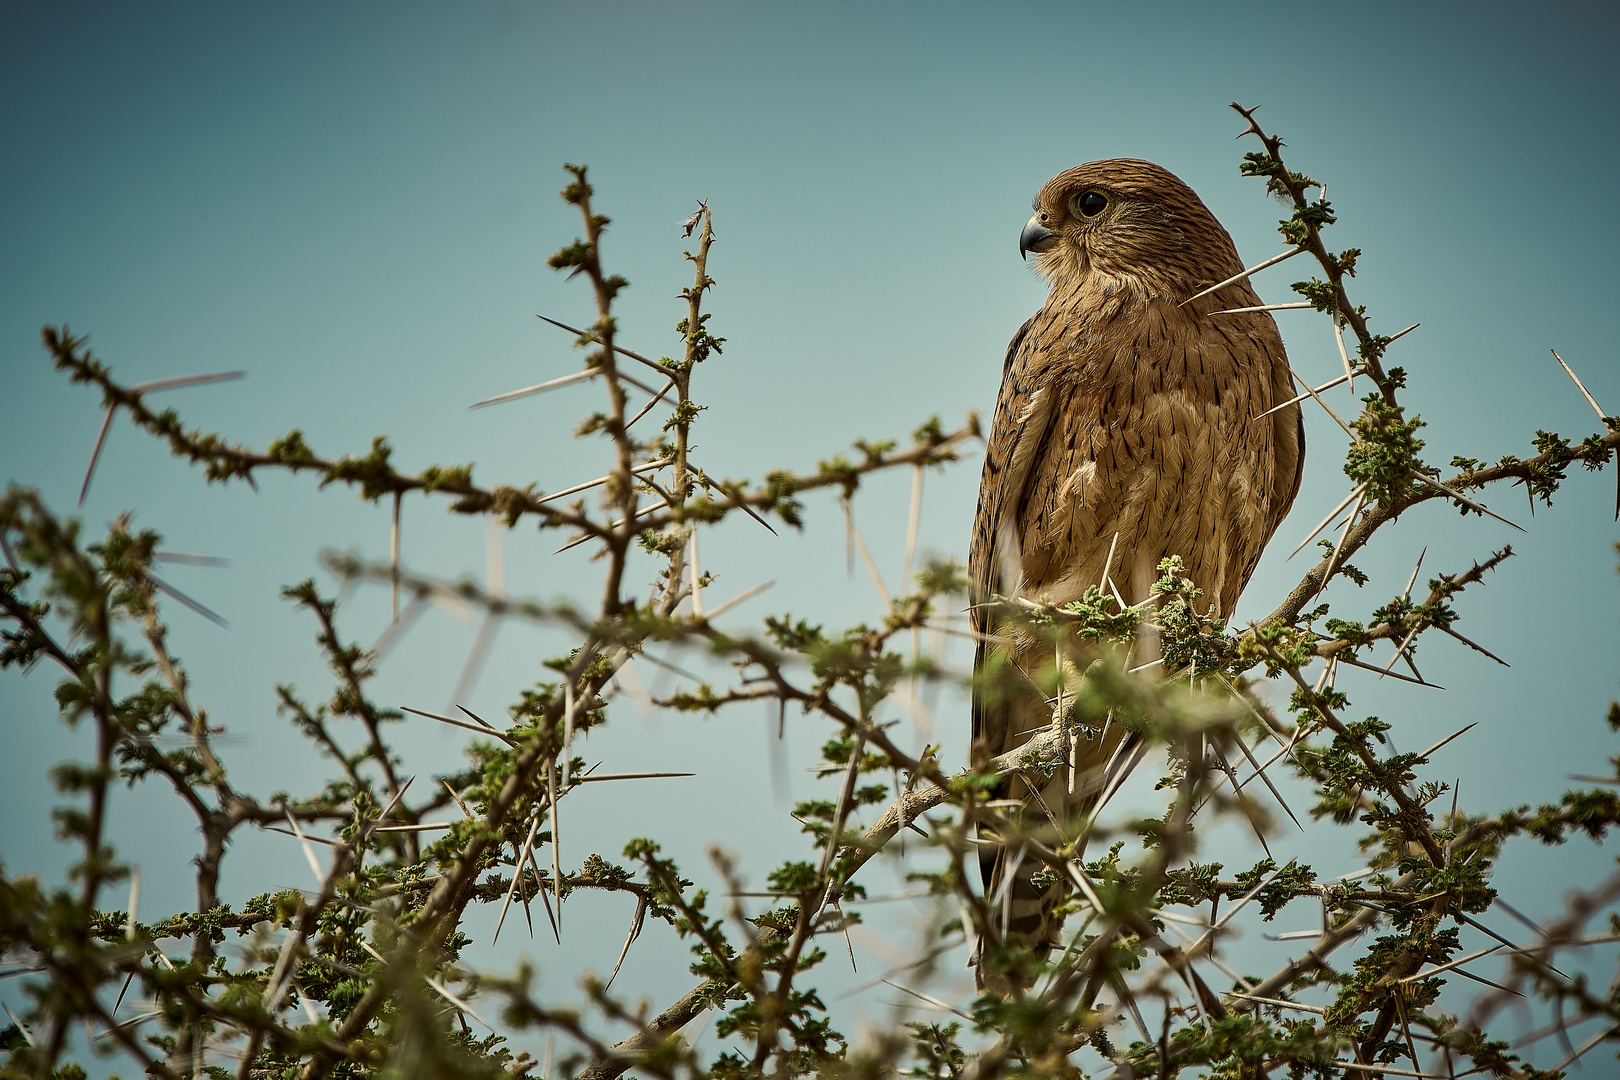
[1073,190,1108,218]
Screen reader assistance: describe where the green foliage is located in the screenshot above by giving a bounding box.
[1345,395,1427,506]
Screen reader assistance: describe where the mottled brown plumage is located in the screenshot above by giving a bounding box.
[968,159,1304,988]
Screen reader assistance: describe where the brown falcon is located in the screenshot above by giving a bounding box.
[967,159,1304,988]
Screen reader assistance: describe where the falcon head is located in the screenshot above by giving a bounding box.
[1019,159,1244,297]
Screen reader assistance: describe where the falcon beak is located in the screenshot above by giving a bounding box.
[1019,215,1059,260]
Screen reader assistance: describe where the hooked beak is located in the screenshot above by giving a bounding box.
[1019,214,1058,260]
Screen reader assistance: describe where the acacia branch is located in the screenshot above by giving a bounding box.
[573,724,1074,1080]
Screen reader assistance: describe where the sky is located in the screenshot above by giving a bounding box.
[3,0,1618,1070]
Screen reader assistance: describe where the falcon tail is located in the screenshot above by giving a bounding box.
[970,710,1144,996]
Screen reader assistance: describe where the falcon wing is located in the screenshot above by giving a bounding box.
[968,315,1058,760]
[968,316,1044,632]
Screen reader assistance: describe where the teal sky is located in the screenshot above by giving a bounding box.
[4,1,1618,1067]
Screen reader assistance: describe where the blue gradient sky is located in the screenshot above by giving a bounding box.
[3,0,1618,1066]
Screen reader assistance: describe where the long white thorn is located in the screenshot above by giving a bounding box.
[79,407,117,506]
[604,897,648,991]
[469,368,598,409]
[1317,486,1367,593]
[1253,368,1364,422]
[879,978,970,1020]
[131,371,247,394]
[1550,349,1609,420]
[1379,624,1422,679]
[553,499,669,554]
[1333,311,1355,397]
[372,821,454,834]
[2,1003,35,1046]
[1229,729,1302,831]
[283,810,325,884]
[400,704,517,745]
[373,594,426,657]
[1287,366,1357,438]
[842,499,891,607]
[368,773,416,835]
[536,457,673,507]
[608,367,664,398]
[535,313,671,377]
[426,975,497,1032]
[1418,723,1477,760]
[1395,943,1503,984]
[1402,546,1427,601]
[529,842,561,944]
[687,531,704,618]
[1289,483,1368,561]
[1211,301,1315,315]
[562,680,576,789]
[494,811,543,944]
[125,865,141,940]
[1106,574,1128,611]
[1548,1023,1620,1075]
[625,377,678,428]
[1225,991,1326,1015]
[1098,531,1120,593]
[902,464,924,589]
[1409,470,1524,532]
[449,614,498,712]
[1180,245,1306,307]
[548,758,563,932]
[704,579,775,621]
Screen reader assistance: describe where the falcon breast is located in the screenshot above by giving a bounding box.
[966,158,1304,989]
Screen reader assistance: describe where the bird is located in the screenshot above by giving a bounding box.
[967,158,1304,991]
